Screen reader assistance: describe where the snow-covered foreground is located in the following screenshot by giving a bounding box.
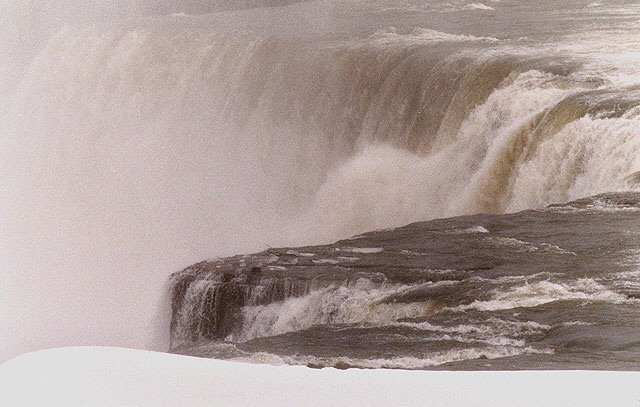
[0,347,639,406]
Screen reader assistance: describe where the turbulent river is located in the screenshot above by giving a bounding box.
[1,0,640,367]
[170,192,640,370]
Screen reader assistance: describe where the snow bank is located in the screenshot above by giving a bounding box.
[0,347,638,406]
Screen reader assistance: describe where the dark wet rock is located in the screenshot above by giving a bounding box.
[306,363,325,369]
[333,361,352,370]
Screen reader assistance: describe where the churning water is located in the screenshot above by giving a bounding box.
[170,193,640,369]
[2,0,640,367]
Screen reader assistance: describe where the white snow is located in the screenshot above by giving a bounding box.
[0,347,639,407]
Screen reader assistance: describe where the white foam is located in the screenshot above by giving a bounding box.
[236,280,438,341]
[590,198,640,212]
[347,247,384,254]
[619,249,640,266]
[488,237,577,256]
[489,237,538,252]
[454,278,631,312]
[286,250,317,257]
[445,225,490,234]
[280,346,551,370]
[560,321,593,327]
[400,250,426,256]
[388,318,550,349]
[463,3,495,11]
[369,27,498,46]
[393,318,550,337]
[553,21,640,86]
[507,113,640,212]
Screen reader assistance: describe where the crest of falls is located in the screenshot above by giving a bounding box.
[2,0,640,362]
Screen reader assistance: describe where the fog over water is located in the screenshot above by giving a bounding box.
[2,0,640,363]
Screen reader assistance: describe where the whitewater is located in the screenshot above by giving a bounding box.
[2,1,640,399]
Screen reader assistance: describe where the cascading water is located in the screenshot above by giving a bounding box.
[2,0,640,366]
